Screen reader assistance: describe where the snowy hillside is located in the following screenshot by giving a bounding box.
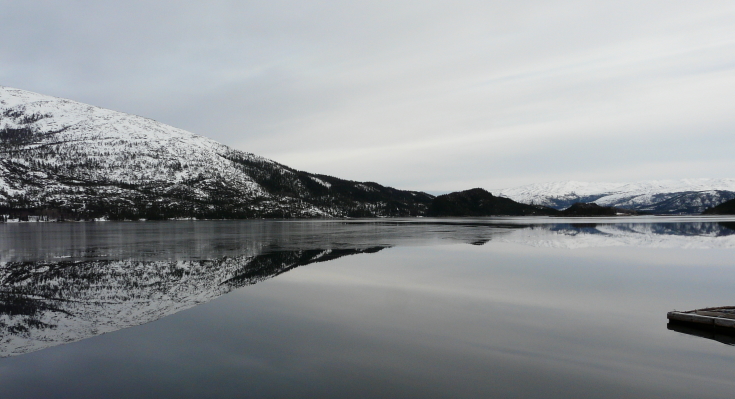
[0,86,433,219]
[496,179,735,214]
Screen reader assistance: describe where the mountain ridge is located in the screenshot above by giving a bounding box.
[426,188,557,216]
[496,179,735,214]
[703,198,735,215]
[3,86,732,218]
[0,86,435,219]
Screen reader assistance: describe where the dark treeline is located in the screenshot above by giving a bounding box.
[703,197,735,215]
[0,189,647,221]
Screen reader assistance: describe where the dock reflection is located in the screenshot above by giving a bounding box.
[667,320,735,346]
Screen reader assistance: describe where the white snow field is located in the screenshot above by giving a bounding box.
[496,179,735,214]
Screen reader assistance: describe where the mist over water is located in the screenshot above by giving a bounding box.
[2,218,735,398]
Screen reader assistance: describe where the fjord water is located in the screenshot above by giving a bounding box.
[2,218,735,398]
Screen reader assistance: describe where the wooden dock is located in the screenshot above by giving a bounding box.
[667,307,735,329]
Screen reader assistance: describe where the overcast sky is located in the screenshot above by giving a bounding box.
[1,1,734,192]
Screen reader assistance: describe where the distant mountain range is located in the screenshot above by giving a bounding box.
[496,180,735,214]
[1,86,733,218]
[1,86,565,219]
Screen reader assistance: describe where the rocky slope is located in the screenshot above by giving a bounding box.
[0,86,434,219]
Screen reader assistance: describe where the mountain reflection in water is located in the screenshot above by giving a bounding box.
[496,221,735,249]
[0,247,385,357]
[2,217,735,358]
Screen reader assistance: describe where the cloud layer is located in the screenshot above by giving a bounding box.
[2,1,734,191]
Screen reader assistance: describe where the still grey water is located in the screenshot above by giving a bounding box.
[2,217,735,398]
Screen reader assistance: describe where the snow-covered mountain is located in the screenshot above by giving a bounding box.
[0,86,433,219]
[496,180,735,214]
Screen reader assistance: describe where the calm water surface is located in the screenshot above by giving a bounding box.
[2,217,735,398]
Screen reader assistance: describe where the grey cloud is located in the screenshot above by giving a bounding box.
[1,1,734,191]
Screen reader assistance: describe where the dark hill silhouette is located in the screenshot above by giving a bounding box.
[559,202,616,216]
[558,202,639,216]
[426,188,558,216]
[703,198,735,215]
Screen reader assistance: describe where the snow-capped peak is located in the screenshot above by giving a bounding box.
[496,179,735,214]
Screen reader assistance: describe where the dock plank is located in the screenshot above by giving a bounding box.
[668,307,735,330]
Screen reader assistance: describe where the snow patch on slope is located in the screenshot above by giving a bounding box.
[309,176,331,188]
